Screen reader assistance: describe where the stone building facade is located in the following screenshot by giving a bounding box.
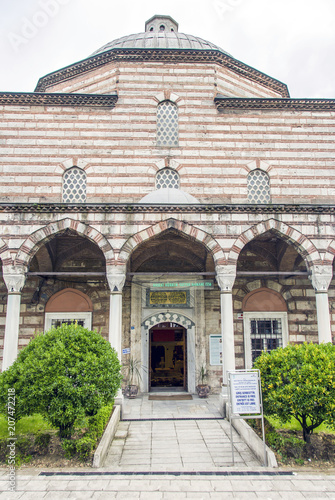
[0,15,334,396]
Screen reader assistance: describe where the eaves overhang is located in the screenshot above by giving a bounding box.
[34,48,290,98]
[214,95,335,111]
[0,203,334,215]
[0,91,118,108]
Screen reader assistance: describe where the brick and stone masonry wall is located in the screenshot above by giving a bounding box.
[0,61,334,204]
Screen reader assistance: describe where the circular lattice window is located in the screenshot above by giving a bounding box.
[157,101,179,147]
[62,167,87,203]
[156,168,180,189]
[247,170,271,204]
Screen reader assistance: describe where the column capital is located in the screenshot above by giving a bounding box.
[216,265,237,292]
[2,265,27,293]
[310,265,333,292]
[106,265,126,292]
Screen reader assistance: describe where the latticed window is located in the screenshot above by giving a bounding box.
[157,100,178,147]
[250,318,283,363]
[247,169,271,204]
[62,167,87,203]
[156,168,180,189]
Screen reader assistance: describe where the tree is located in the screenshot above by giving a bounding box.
[254,342,335,442]
[0,323,122,438]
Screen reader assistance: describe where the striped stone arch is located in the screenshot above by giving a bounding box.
[0,238,10,267]
[228,219,321,270]
[142,311,195,330]
[324,241,335,266]
[118,218,224,266]
[15,218,114,267]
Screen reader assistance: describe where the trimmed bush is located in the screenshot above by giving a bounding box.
[0,323,122,438]
[254,342,335,442]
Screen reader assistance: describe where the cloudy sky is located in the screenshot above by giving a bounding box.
[0,0,334,98]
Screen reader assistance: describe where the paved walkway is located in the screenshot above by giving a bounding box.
[1,469,335,499]
[105,394,259,471]
[1,395,335,499]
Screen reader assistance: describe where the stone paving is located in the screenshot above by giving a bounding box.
[105,394,259,471]
[1,395,335,499]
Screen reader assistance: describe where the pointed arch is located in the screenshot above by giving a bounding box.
[228,219,321,270]
[325,240,335,266]
[0,238,10,266]
[15,218,114,267]
[118,218,224,266]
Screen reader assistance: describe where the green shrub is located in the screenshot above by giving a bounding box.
[88,403,114,439]
[254,342,335,442]
[61,403,114,461]
[0,323,122,438]
[34,432,52,452]
[75,435,96,461]
[61,439,77,459]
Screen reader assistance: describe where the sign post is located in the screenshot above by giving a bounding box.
[227,369,267,466]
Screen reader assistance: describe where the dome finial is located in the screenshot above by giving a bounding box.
[145,15,179,33]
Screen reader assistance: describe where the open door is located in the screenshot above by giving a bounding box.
[149,322,187,390]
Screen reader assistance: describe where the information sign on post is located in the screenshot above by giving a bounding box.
[230,371,260,414]
[227,369,267,466]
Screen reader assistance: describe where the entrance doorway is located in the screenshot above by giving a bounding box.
[149,322,187,390]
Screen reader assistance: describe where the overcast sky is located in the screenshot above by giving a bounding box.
[0,0,334,98]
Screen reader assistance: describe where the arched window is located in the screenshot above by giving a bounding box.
[157,100,178,147]
[45,288,93,331]
[62,167,87,203]
[242,288,288,367]
[155,168,180,189]
[247,169,271,204]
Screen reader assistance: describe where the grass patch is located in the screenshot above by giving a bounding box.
[0,414,55,438]
[265,415,335,435]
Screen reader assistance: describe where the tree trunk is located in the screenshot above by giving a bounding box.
[303,426,311,443]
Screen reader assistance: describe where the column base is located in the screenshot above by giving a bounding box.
[114,389,124,414]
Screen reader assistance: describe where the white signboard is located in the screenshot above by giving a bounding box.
[230,371,261,414]
[209,334,222,365]
[122,348,131,355]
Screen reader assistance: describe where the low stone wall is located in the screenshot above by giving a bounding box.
[225,402,277,468]
[92,405,121,468]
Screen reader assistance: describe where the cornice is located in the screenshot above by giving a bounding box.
[214,96,335,111]
[0,203,333,215]
[34,48,289,98]
[0,92,118,108]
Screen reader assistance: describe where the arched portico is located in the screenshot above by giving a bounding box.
[119,218,225,267]
[124,223,217,394]
[233,223,333,369]
[2,220,115,371]
[229,218,321,270]
[16,218,114,267]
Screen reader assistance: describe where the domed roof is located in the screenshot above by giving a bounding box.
[91,15,230,57]
[140,188,200,204]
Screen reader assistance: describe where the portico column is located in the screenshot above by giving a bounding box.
[2,267,27,371]
[311,266,333,344]
[216,265,237,397]
[107,267,126,359]
[107,266,126,405]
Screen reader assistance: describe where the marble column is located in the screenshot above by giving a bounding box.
[216,265,237,415]
[107,266,126,405]
[311,266,333,344]
[2,268,27,371]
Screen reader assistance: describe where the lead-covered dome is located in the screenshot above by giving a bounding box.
[91,15,230,57]
[140,188,200,204]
